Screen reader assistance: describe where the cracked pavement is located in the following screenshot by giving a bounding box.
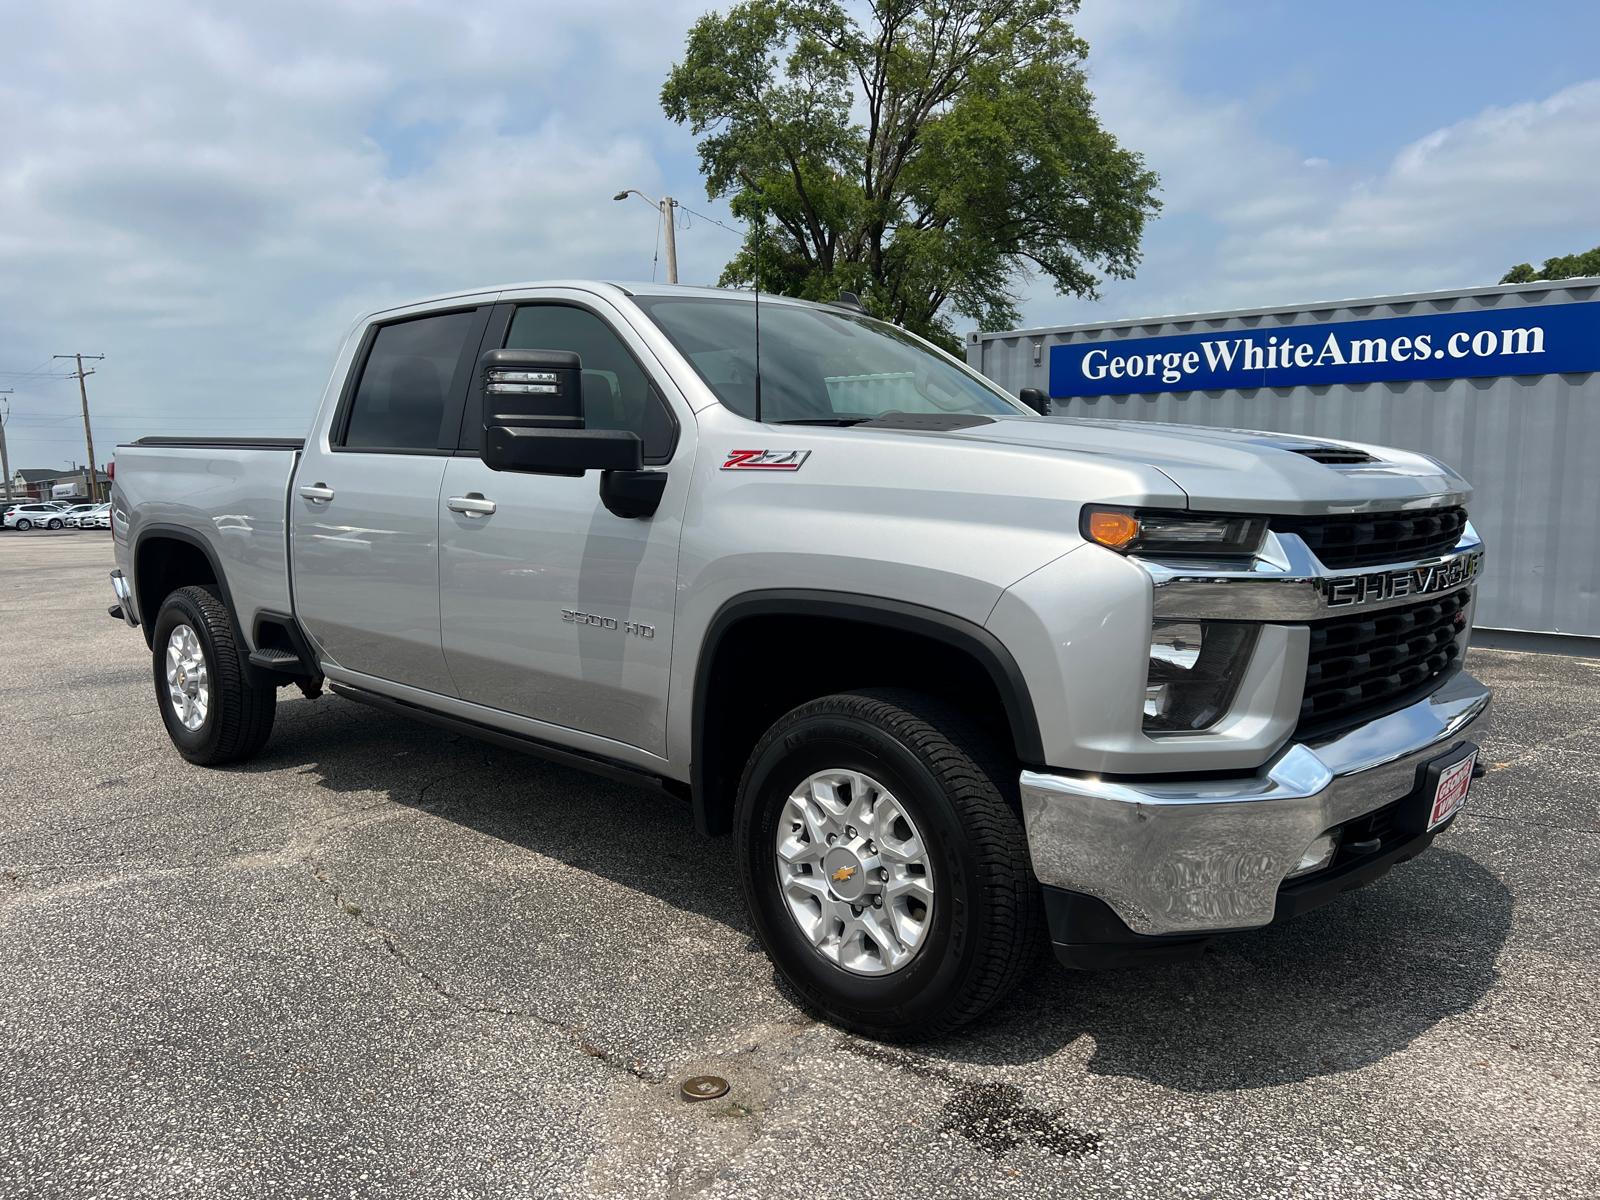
[1,531,1596,1198]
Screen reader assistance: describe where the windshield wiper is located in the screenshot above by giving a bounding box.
[773,417,873,426]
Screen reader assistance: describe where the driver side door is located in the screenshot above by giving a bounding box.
[437,296,690,757]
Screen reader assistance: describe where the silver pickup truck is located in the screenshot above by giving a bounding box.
[109,281,1490,1040]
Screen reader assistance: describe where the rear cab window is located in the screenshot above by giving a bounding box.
[338,307,491,452]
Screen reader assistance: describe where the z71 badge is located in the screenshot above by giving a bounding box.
[721,450,811,471]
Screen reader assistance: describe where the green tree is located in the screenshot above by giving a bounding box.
[1500,244,1600,284]
[660,0,1160,351]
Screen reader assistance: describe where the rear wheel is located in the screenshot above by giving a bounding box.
[15,519,31,531]
[151,586,276,765]
[735,688,1043,1042]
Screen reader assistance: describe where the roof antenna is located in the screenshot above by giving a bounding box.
[752,194,763,424]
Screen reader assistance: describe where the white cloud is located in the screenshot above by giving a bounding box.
[0,0,732,465]
[1029,1,1600,326]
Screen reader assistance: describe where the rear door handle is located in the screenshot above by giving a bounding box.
[298,484,334,503]
[447,494,497,518]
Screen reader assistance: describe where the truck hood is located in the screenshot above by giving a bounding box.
[942,415,1470,516]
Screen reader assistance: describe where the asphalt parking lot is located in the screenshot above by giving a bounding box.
[1,530,1596,1199]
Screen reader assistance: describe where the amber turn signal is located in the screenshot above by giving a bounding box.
[1086,509,1141,549]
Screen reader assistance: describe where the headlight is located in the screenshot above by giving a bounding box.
[1082,507,1269,557]
[1144,621,1260,733]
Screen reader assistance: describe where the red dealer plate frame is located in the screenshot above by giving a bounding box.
[1428,750,1476,830]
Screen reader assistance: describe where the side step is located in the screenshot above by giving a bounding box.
[248,646,312,675]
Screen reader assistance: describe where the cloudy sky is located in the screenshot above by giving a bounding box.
[3,0,1598,472]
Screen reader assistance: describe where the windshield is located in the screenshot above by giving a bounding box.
[634,296,1027,423]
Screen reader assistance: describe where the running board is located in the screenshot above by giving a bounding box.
[328,683,691,803]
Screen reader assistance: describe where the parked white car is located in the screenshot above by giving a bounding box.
[3,502,69,530]
[82,503,112,529]
[61,503,100,528]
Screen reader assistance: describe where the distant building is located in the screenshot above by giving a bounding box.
[9,467,110,502]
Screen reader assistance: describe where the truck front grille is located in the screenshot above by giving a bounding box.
[1271,506,1468,569]
[1298,590,1469,731]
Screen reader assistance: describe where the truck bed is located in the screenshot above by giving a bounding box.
[113,437,303,648]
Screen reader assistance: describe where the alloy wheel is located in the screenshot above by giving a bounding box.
[164,623,210,732]
[774,769,936,976]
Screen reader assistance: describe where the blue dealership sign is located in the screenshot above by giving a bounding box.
[1049,301,1600,398]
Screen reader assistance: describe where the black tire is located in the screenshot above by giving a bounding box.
[47,518,63,530]
[151,586,276,766]
[15,519,30,531]
[735,688,1044,1042]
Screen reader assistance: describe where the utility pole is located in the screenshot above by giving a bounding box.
[613,189,679,284]
[0,392,12,505]
[54,354,105,502]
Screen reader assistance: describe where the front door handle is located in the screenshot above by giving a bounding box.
[298,483,335,503]
[447,494,497,518]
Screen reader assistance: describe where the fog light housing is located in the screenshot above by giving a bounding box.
[1287,830,1341,879]
[1143,621,1260,733]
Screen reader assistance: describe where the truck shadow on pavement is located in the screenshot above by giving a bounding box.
[956,843,1511,1090]
[249,695,1512,1095]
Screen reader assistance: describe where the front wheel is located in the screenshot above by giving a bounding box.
[47,518,64,530]
[735,689,1043,1042]
[151,586,276,765]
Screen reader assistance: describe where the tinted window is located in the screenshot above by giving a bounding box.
[345,310,477,449]
[501,305,677,461]
[635,297,1024,422]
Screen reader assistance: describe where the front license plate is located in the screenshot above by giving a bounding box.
[1429,750,1476,829]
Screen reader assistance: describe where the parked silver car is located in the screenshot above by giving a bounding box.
[61,503,100,528]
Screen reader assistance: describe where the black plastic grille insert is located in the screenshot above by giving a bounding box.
[1271,506,1467,569]
[1299,590,1469,731]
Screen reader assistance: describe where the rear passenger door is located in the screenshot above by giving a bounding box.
[292,304,492,695]
[437,296,689,756]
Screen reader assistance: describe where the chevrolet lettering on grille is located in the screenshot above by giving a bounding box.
[1322,549,1483,609]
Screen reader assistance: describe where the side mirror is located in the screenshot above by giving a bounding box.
[479,345,668,517]
[484,426,643,478]
[482,345,641,477]
[481,348,583,428]
[1018,387,1050,415]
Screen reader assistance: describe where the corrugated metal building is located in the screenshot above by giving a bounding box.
[967,279,1600,641]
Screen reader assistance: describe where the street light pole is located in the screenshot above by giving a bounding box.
[613,189,679,284]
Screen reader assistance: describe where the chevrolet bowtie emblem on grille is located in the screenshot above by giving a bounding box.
[832,865,857,883]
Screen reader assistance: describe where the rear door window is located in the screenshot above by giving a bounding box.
[342,310,482,451]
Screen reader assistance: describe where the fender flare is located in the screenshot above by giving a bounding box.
[690,589,1046,835]
[131,524,281,689]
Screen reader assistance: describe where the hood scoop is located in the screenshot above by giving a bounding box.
[859,412,996,432]
[1291,446,1378,466]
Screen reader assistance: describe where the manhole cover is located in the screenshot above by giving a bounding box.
[680,1075,730,1102]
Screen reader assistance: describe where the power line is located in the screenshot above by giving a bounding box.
[676,204,745,237]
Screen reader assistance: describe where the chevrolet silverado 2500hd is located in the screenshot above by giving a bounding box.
[109,281,1490,1040]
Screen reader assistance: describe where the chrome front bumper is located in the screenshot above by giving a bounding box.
[1019,670,1491,936]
